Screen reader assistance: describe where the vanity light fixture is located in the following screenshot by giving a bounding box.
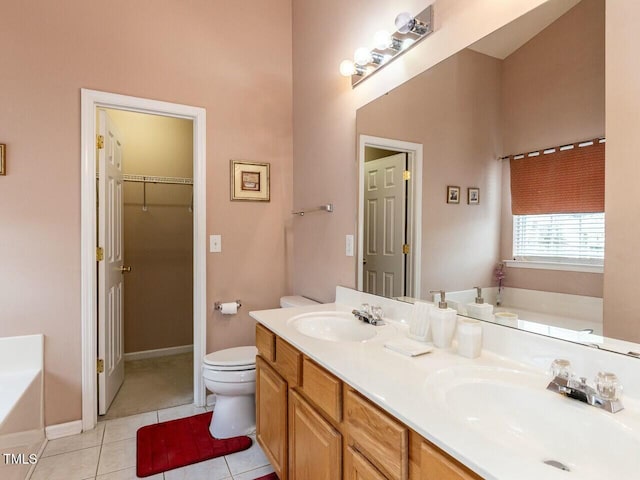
[340,5,433,87]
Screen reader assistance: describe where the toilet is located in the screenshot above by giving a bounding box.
[203,296,318,439]
[202,345,258,439]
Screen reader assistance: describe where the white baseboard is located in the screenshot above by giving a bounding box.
[45,420,82,440]
[124,344,193,361]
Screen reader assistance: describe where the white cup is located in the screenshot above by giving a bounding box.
[457,319,482,358]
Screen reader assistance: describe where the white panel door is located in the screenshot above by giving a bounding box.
[363,153,406,297]
[98,110,125,415]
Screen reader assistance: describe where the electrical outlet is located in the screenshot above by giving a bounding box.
[346,234,354,257]
[210,235,222,253]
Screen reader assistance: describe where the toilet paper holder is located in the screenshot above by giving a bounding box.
[214,300,242,311]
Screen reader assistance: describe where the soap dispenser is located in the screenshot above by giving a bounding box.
[430,290,457,348]
[465,287,494,321]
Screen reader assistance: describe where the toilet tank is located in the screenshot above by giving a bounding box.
[280,296,319,308]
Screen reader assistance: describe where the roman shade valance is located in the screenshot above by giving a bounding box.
[510,140,605,215]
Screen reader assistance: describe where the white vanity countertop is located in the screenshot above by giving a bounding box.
[250,301,640,480]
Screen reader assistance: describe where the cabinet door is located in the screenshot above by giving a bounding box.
[289,390,342,480]
[345,446,387,480]
[256,356,288,479]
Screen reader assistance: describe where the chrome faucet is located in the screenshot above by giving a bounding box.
[352,304,385,326]
[546,359,623,413]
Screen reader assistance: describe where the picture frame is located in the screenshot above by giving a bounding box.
[447,185,460,204]
[230,160,270,201]
[0,144,5,176]
[468,187,480,205]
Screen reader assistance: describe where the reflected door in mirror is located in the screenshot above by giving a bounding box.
[364,153,407,297]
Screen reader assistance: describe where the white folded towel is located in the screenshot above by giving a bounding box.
[384,338,433,357]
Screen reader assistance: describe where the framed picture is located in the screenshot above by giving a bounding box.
[230,160,270,201]
[447,185,460,204]
[0,144,5,176]
[468,187,480,205]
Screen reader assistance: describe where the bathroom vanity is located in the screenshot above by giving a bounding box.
[250,287,640,480]
[254,322,479,480]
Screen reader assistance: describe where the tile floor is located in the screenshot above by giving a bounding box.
[32,404,274,480]
[101,353,194,420]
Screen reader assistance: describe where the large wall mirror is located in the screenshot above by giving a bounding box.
[354,0,636,355]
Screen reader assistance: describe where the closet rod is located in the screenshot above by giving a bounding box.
[122,174,193,185]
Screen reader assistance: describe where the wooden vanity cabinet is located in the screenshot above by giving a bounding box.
[255,324,483,480]
[289,389,342,479]
[256,356,288,479]
[420,441,482,480]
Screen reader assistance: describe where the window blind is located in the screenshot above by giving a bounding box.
[510,140,604,215]
[513,212,604,264]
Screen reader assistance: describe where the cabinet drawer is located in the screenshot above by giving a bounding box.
[345,388,408,480]
[275,337,301,387]
[301,357,342,422]
[420,442,481,480]
[256,323,275,362]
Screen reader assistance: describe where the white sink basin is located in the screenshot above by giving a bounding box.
[287,311,382,342]
[424,365,640,478]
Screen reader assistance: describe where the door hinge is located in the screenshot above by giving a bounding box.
[96,247,104,261]
[403,170,411,181]
[97,358,104,374]
[403,244,410,254]
[96,134,104,149]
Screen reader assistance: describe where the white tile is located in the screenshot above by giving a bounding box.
[102,411,158,444]
[43,423,105,457]
[158,403,207,422]
[232,464,275,480]
[96,465,163,480]
[164,456,231,480]
[225,436,270,475]
[31,445,100,480]
[97,438,136,475]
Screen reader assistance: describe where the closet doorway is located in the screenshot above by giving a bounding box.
[97,108,195,419]
[81,89,207,432]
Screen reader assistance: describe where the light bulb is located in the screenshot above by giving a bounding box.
[339,59,356,77]
[373,30,391,50]
[395,12,413,34]
[354,47,373,66]
[402,38,415,50]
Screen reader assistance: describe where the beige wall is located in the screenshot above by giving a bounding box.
[291,0,554,303]
[107,110,194,354]
[357,49,503,296]
[499,0,604,297]
[603,1,640,342]
[0,0,292,426]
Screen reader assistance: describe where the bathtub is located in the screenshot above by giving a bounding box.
[0,334,45,480]
[438,287,603,335]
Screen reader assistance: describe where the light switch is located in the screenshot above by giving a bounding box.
[210,235,222,253]
[346,234,354,257]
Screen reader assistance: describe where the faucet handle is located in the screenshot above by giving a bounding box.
[550,359,572,379]
[371,305,384,321]
[595,372,621,401]
[360,303,371,314]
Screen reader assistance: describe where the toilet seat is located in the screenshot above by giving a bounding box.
[203,346,257,371]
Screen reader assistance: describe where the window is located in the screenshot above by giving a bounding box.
[513,212,604,265]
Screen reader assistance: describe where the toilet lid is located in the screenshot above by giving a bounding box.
[203,346,257,369]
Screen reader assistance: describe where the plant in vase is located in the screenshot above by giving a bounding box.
[494,262,505,306]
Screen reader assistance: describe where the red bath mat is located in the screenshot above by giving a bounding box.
[136,411,252,477]
[254,474,278,480]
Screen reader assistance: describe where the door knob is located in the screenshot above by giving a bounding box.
[120,265,132,273]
